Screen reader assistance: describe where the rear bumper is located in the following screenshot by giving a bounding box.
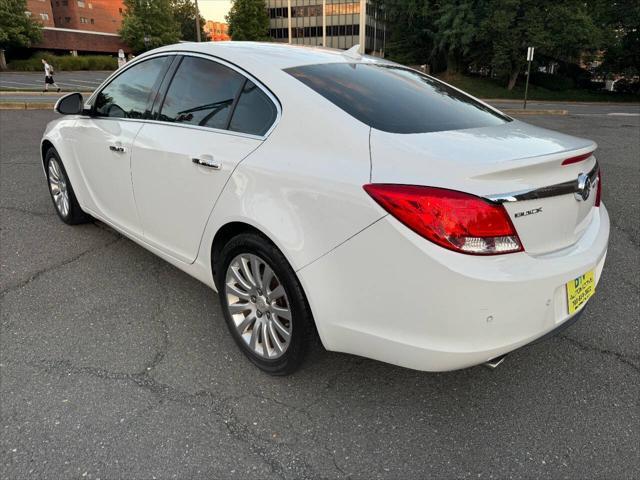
[298,204,609,372]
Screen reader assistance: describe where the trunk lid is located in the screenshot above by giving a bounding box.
[369,120,599,255]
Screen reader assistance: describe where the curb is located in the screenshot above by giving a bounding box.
[0,102,53,110]
[0,91,93,96]
[485,99,640,106]
[503,108,568,116]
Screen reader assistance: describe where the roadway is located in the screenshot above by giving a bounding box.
[1,103,639,479]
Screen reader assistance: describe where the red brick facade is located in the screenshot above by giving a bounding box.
[34,28,130,54]
[25,0,129,54]
[50,0,125,33]
[26,0,56,27]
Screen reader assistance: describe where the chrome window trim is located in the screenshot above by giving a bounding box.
[86,50,281,141]
[487,161,599,204]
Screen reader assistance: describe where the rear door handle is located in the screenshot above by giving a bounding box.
[109,145,126,153]
[192,156,221,170]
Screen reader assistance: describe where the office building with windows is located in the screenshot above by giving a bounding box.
[267,0,386,55]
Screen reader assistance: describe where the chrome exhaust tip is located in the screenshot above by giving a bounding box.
[483,354,507,369]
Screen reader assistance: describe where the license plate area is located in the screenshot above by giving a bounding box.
[566,271,595,314]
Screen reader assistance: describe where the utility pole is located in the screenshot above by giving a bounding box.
[287,0,292,44]
[194,0,202,42]
[358,0,366,54]
[523,46,534,109]
[322,0,326,47]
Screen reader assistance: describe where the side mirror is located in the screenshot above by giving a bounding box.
[54,92,84,115]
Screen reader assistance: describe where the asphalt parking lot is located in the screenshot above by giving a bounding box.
[1,107,638,479]
[0,71,111,92]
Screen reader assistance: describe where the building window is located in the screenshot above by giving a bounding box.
[79,16,89,23]
[25,11,32,16]
[40,13,49,20]
[77,0,85,6]
[88,3,93,8]
[62,0,68,5]
[90,18,94,24]
[65,16,71,23]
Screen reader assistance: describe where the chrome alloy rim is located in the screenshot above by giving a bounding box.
[225,253,292,359]
[48,159,70,218]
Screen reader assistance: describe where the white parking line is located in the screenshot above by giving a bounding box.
[69,79,105,85]
[0,80,43,87]
[607,112,640,116]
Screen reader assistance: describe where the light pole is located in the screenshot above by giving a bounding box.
[194,0,202,42]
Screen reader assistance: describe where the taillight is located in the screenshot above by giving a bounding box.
[595,170,602,207]
[562,151,595,166]
[364,184,524,255]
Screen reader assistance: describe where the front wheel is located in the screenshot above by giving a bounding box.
[216,233,314,375]
[45,148,90,225]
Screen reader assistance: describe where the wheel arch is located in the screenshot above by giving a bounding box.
[209,219,323,347]
[41,139,55,169]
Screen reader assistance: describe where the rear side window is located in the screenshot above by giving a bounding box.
[285,63,511,134]
[159,56,244,129]
[94,56,169,119]
[229,80,278,136]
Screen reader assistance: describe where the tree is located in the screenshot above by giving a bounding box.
[433,0,484,76]
[479,0,600,89]
[171,0,206,42]
[0,0,42,70]
[372,0,436,66]
[226,0,270,41]
[120,0,181,54]
[592,0,640,76]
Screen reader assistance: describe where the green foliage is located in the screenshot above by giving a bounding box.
[438,73,640,102]
[380,0,611,89]
[0,0,42,50]
[529,72,575,91]
[591,0,640,76]
[478,0,599,88]
[171,0,206,41]
[7,53,117,71]
[120,0,181,54]
[226,0,270,41]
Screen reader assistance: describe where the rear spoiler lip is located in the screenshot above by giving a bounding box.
[486,161,599,204]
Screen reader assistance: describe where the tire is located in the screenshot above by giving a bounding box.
[215,232,314,375]
[45,148,91,225]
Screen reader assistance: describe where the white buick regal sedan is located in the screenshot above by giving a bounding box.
[42,42,609,374]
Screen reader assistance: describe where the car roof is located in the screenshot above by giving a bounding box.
[146,41,392,72]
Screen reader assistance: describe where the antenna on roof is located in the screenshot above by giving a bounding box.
[343,45,362,60]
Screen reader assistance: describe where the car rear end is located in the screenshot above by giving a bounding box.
[289,60,609,371]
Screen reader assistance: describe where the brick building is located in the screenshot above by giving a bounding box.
[25,0,129,54]
[204,21,230,42]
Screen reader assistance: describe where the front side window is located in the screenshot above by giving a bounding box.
[158,56,244,130]
[229,81,277,136]
[94,56,170,119]
[285,63,511,134]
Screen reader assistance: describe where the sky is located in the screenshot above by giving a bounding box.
[198,0,232,22]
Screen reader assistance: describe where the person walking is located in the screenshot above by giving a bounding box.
[42,59,60,93]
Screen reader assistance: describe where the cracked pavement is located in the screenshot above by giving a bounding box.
[1,109,638,479]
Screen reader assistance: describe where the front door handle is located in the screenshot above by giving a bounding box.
[109,145,126,153]
[192,156,221,170]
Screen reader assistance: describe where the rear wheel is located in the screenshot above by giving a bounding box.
[216,233,313,375]
[45,148,90,225]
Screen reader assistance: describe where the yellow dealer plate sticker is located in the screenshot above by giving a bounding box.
[566,271,595,314]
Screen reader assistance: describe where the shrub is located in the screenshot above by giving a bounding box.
[529,72,576,91]
[7,52,117,71]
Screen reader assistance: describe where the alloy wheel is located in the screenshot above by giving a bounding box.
[225,253,293,359]
[48,158,70,218]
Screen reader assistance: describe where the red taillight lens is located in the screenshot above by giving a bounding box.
[562,151,595,166]
[364,184,523,255]
[595,170,602,207]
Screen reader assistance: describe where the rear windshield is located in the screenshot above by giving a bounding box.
[284,63,511,134]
